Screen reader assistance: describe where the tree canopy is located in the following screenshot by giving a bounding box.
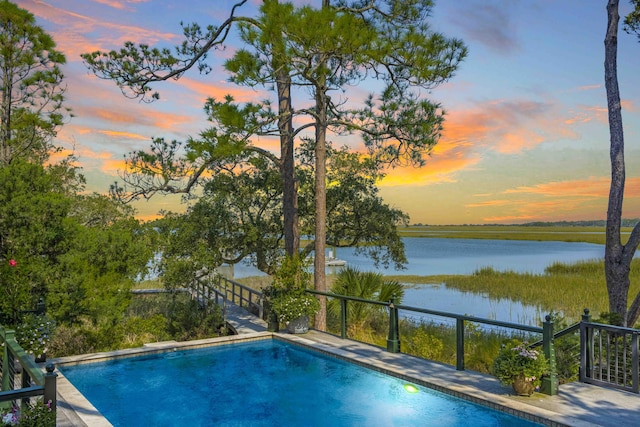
[83,1,465,294]
[0,0,70,166]
[0,1,152,332]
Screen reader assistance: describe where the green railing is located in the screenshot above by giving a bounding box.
[308,290,559,396]
[201,281,564,395]
[0,326,57,413]
[580,309,640,393]
[213,276,265,319]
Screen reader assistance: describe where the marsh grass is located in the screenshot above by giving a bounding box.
[439,259,640,323]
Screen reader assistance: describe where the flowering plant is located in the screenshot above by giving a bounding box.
[264,255,319,323]
[492,340,549,387]
[15,314,55,357]
[1,405,18,426]
[271,290,320,323]
[0,400,55,427]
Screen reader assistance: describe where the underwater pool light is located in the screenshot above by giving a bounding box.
[404,384,419,393]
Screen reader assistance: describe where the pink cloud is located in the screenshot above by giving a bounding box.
[93,0,150,11]
[16,1,180,59]
[575,84,601,91]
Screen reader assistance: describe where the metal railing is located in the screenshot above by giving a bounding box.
[580,309,639,393]
[191,277,640,396]
[212,276,264,319]
[0,326,57,413]
[309,290,559,396]
[186,275,265,320]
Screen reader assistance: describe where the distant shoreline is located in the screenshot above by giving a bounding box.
[397,224,635,245]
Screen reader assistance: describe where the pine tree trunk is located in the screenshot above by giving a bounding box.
[314,87,327,331]
[277,71,299,256]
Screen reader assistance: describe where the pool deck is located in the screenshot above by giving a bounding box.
[54,305,639,427]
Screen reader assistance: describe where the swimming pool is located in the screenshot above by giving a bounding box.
[58,338,543,426]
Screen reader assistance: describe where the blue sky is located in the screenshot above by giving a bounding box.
[14,0,640,224]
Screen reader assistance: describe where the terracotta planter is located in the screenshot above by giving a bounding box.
[287,315,309,334]
[512,376,535,396]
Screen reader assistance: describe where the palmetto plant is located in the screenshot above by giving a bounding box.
[328,267,404,335]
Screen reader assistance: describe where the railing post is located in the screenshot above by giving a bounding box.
[2,330,14,392]
[456,318,464,370]
[632,333,639,393]
[43,363,57,412]
[340,298,347,339]
[387,295,400,353]
[580,308,592,383]
[541,314,558,395]
[257,292,264,320]
[1,329,11,411]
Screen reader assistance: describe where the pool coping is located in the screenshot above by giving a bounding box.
[51,331,626,427]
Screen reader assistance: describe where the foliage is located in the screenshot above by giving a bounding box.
[271,291,320,323]
[439,259,640,324]
[403,327,445,361]
[267,254,312,293]
[328,267,404,334]
[81,0,466,283]
[14,313,55,356]
[47,293,225,357]
[165,297,226,341]
[265,255,319,323]
[0,159,147,329]
[0,399,55,427]
[623,0,640,40]
[297,141,409,268]
[0,161,72,323]
[492,340,549,387]
[0,0,70,166]
[48,215,152,325]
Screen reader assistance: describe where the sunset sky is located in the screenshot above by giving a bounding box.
[13,0,640,225]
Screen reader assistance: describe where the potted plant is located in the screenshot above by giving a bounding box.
[265,255,319,334]
[271,290,320,333]
[15,313,55,362]
[492,340,549,396]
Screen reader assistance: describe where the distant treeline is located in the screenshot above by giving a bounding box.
[411,219,640,227]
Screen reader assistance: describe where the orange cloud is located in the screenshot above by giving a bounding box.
[98,130,149,140]
[79,104,196,134]
[440,99,552,154]
[465,177,640,224]
[503,177,614,198]
[176,77,262,105]
[622,99,638,113]
[465,199,513,208]
[483,214,536,223]
[379,153,480,187]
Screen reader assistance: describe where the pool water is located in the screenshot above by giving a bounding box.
[59,339,542,426]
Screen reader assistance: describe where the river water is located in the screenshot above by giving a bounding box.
[231,237,606,326]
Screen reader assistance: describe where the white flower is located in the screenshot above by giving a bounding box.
[2,412,18,424]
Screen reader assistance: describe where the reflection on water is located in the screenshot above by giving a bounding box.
[401,284,548,327]
[230,237,607,325]
[232,237,605,278]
